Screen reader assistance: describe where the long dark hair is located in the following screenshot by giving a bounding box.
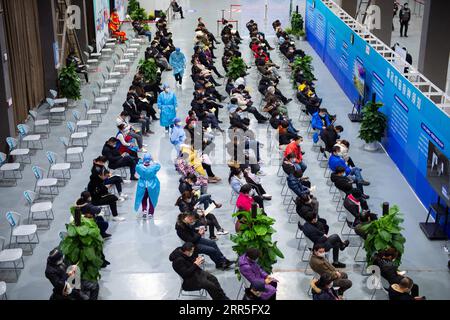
[228,167,242,184]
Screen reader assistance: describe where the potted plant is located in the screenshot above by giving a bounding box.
[60,207,104,282]
[138,58,159,85]
[231,208,284,274]
[358,100,387,151]
[361,205,406,266]
[58,63,81,106]
[127,0,140,14]
[298,29,306,41]
[226,57,247,81]
[290,12,305,40]
[291,55,315,84]
[148,13,155,21]
[130,6,147,21]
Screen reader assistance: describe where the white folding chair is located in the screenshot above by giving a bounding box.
[236,276,251,299]
[72,110,92,134]
[96,81,115,96]
[28,110,50,135]
[101,73,120,89]
[83,99,102,124]
[59,137,84,165]
[177,276,208,299]
[46,98,66,122]
[23,190,53,229]
[45,151,71,182]
[105,65,123,79]
[86,45,101,58]
[91,89,111,111]
[49,89,68,107]
[17,124,43,150]
[6,212,39,254]
[0,236,24,281]
[6,137,31,164]
[66,121,88,147]
[0,152,22,185]
[31,165,59,197]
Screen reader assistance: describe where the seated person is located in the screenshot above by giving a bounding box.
[229,168,265,209]
[235,184,265,211]
[91,155,128,201]
[295,193,319,220]
[331,166,368,198]
[282,152,303,176]
[242,280,268,301]
[242,165,271,200]
[102,137,138,180]
[329,146,370,186]
[343,189,378,238]
[239,248,278,300]
[287,170,313,198]
[374,248,422,299]
[334,139,356,167]
[175,190,227,240]
[45,248,99,300]
[109,8,127,42]
[169,242,229,300]
[284,135,307,172]
[301,212,349,268]
[132,20,152,42]
[76,192,110,239]
[87,167,125,222]
[278,121,297,146]
[175,212,233,270]
[116,111,145,152]
[320,125,343,152]
[310,243,353,297]
[311,108,335,134]
[388,277,425,300]
[311,273,341,300]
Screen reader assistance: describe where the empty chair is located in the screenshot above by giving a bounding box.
[46,151,71,182]
[66,121,88,147]
[72,110,92,133]
[6,137,30,164]
[102,73,120,89]
[96,81,114,96]
[49,89,68,107]
[59,137,84,164]
[0,236,24,280]
[105,65,122,79]
[46,98,66,122]
[120,46,136,60]
[28,110,50,135]
[83,99,102,124]
[83,51,99,65]
[112,56,129,74]
[114,52,132,66]
[0,152,22,185]
[87,45,101,58]
[6,212,39,254]
[31,166,59,197]
[92,88,111,111]
[24,190,54,229]
[17,124,43,150]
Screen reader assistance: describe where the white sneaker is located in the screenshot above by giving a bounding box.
[309,185,317,193]
[119,193,128,199]
[142,212,148,219]
[142,144,148,147]
[118,196,126,202]
[140,148,148,153]
[256,170,267,176]
[112,216,125,222]
[123,179,131,184]
[216,229,229,235]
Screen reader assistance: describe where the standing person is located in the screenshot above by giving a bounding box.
[157,83,178,133]
[169,48,186,86]
[169,117,186,155]
[399,2,411,37]
[134,154,161,219]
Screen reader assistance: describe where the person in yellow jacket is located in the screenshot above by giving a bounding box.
[180,144,207,177]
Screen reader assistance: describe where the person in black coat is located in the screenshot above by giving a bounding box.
[295,194,319,220]
[388,277,425,300]
[76,191,110,238]
[302,212,349,267]
[343,189,377,238]
[320,125,343,152]
[331,166,367,197]
[311,273,340,300]
[45,248,99,300]
[169,242,229,300]
[101,137,138,179]
[175,213,232,270]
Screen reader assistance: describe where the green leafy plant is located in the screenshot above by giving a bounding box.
[226,57,247,81]
[291,55,315,84]
[130,6,147,21]
[231,209,284,274]
[291,12,304,32]
[60,207,104,282]
[138,58,158,85]
[361,205,406,266]
[148,13,155,21]
[58,64,81,100]
[358,100,387,144]
[143,23,151,31]
[127,0,140,14]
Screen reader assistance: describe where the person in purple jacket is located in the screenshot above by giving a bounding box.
[238,248,278,300]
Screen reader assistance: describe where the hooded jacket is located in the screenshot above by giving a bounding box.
[175,216,201,244]
[101,143,123,168]
[310,279,339,300]
[169,247,201,281]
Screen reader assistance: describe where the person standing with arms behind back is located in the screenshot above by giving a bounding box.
[399,2,411,37]
[157,83,178,133]
[134,154,161,219]
[169,48,186,87]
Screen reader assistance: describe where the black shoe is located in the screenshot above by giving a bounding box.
[130,175,139,181]
[218,75,224,79]
[216,262,231,270]
[332,262,346,268]
[258,119,268,124]
[218,120,223,124]
[101,260,111,268]
[102,233,112,239]
[153,117,160,120]
[215,41,222,44]
[360,180,371,186]
[285,98,293,104]
[362,194,370,200]
[210,236,218,241]
[340,240,350,250]
[224,259,235,267]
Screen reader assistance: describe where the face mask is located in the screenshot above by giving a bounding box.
[186,250,194,257]
[298,142,302,146]
[125,116,130,122]
[189,221,196,226]
[317,252,326,258]
[57,258,64,265]
[164,88,170,93]
[88,197,92,202]
[186,198,192,203]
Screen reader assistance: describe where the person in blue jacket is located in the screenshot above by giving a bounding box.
[134,154,161,219]
[287,170,313,197]
[169,48,186,86]
[169,117,186,155]
[311,108,334,143]
[157,83,178,133]
[328,145,370,186]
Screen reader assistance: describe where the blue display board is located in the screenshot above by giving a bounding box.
[305,0,450,233]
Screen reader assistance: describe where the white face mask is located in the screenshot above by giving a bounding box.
[317,252,326,258]
[187,250,194,257]
[164,88,170,93]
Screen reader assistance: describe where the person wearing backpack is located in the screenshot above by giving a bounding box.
[399,3,411,37]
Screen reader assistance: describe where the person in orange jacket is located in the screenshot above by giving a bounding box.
[283,135,307,173]
[109,8,127,42]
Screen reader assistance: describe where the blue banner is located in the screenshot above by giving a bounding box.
[306,0,450,233]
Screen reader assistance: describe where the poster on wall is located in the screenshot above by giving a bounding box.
[94,0,110,53]
[353,58,365,98]
[115,0,126,21]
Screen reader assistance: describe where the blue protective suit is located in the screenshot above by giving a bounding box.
[134,160,161,212]
[169,125,186,153]
[169,51,186,77]
[157,91,177,127]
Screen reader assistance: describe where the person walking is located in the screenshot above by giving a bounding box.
[157,83,178,133]
[134,154,161,219]
[399,2,411,37]
[169,117,186,155]
[169,48,186,86]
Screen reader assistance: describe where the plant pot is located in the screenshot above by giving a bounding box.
[68,99,77,108]
[363,141,379,152]
[295,35,300,40]
[299,36,306,41]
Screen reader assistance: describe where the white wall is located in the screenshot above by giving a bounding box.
[140,0,172,13]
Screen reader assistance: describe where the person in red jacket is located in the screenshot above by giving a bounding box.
[283,136,307,173]
[236,184,256,212]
